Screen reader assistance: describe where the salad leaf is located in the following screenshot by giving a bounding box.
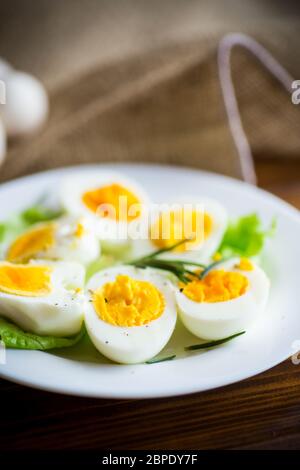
[218,213,276,258]
[0,317,85,350]
[21,205,64,225]
[0,215,27,245]
[0,203,64,246]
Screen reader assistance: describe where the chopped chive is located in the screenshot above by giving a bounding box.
[146,354,176,364]
[127,239,209,283]
[172,260,206,268]
[145,239,189,259]
[199,257,231,279]
[185,331,245,351]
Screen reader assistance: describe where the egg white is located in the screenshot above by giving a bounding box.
[0,261,85,336]
[43,216,100,265]
[0,70,48,137]
[6,216,100,266]
[176,258,270,340]
[130,197,228,263]
[84,265,177,364]
[59,171,150,247]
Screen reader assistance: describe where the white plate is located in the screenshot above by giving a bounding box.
[0,163,299,398]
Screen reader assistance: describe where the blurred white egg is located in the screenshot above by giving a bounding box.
[0,261,85,336]
[84,265,177,364]
[176,257,270,340]
[0,69,48,136]
[0,59,11,78]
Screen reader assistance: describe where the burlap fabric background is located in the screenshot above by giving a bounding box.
[0,0,299,183]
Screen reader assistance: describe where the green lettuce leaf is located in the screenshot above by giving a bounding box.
[218,213,276,258]
[0,317,85,350]
[0,215,27,245]
[21,205,64,225]
[0,204,64,246]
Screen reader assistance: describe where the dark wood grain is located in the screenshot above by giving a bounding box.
[0,158,300,451]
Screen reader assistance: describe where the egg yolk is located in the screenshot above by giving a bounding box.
[150,209,212,252]
[82,184,141,221]
[180,270,249,303]
[7,223,56,263]
[236,258,253,271]
[92,275,165,327]
[0,263,52,297]
[212,252,222,261]
[74,221,85,238]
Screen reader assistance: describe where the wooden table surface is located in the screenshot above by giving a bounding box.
[1,158,300,451]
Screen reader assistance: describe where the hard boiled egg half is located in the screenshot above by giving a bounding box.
[6,216,100,266]
[176,258,270,340]
[130,198,228,263]
[60,171,150,248]
[84,266,177,364]
[0,261,85,336]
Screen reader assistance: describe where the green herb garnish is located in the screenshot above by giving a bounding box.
[185,331,245,351]
[128,239,206,283]
[199,257,229,280]
[146,354,176,364]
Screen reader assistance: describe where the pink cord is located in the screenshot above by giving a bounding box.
[217,33,294,185]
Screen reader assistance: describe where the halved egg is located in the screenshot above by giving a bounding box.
[130,198,228,263]
[59,171,150,247]
[84,266,177,364]
[0,261,85,336]
[6,216,100,265]
[176,257,270,340]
